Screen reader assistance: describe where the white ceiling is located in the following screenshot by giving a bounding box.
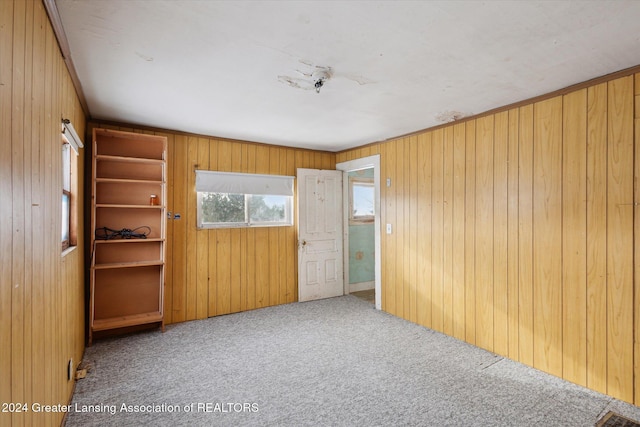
[56,0,640,152]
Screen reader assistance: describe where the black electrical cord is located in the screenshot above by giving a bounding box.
[95,226,151,240]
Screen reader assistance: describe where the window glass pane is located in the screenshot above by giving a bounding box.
[201,192,245,223]
[352,184,374,217]
[198,191,292,228]
[62,143,71,191]
[249,195,287,223]
[62,193,70,244]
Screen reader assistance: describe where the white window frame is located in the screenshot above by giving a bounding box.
[195,170,294,229]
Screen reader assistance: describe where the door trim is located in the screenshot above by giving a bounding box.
[336,155,381,310]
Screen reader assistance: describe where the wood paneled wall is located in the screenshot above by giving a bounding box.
[87,122,335,324]
[338,72,640,405]
[1,1,87,426]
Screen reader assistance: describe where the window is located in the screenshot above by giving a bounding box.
[196,170,294,228]
[61,119,83,251]
[349,177,374,224]
[62,142,71,249]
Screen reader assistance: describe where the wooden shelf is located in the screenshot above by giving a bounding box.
[96,154,164,165]
[96,177,164,184]
[93,260,164,269]
[94,238,164,244]
[90,128,167,345]
[92,312,163,331]
[96,204,164,209]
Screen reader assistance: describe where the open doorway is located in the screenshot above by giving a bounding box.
[336,155,381,310]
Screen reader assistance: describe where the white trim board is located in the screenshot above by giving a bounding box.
[350,281,375,293]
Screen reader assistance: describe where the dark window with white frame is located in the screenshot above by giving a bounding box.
[196,170,294,228]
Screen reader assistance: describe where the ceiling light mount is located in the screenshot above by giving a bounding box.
[278,64,333,93]
[312,69,331,94]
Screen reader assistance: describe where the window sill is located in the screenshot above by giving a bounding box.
[62,245,78,258]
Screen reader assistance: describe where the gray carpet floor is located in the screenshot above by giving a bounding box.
[67,296,640,427]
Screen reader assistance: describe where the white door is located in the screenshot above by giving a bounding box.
[297,168,343,302]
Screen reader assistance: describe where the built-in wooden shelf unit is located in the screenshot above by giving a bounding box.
[89,128,167,344]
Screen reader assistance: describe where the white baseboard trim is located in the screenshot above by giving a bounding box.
[349,281,375,293]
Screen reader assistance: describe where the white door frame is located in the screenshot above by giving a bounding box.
[336,155,381,310]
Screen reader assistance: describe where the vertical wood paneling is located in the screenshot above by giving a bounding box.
[268,147,281,307]
[216,140,232,315]
[1,2,87,424]
[245,144,257,311]
[239,144,249,311]
[383,141,396,313]
[0,3,14,420]
[493,111,509,357]
[55,54,64,411]
[217,228,232,314]
[206,139,219,316]
[416,132,432,328]
[163,132,175,324]
[277,159,288,305]
[30,3,46,415]
[172,136,188,321]
[11,3,27,422]
[586,82,608,394]
[533,97,563,377]
[475,115,494,352]
[442,127,454,336]
[196,138,209,319]
[452,123,466,341]
[22,5,34,422]
[254,145,270,308]
[43,16,55,418]
[379,142,388,311]
[379,144,387,311]
[634,72,640,406]
[395,139,405,317]
[338,72,637,406]
[230,143,243,313]
[185,136,199,320]
[561,89,587,386]
[518,104,535,367]
[286,149,296,303]
[606,76,634,402]
[431,129,444,332]
[507,108,520,360]
[464,121,476,344]
[408,137,418,324]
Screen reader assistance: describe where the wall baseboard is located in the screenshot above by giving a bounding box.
[349,281,375,293]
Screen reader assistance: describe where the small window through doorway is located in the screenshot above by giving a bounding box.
[349,177,374,224]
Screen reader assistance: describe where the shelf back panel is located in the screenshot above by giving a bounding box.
[96,160,162,181]
[95,207,163,239]
[95,131,165,160]
[94,266,162,319]
[95,241,163,264]
[96,181,164,205]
